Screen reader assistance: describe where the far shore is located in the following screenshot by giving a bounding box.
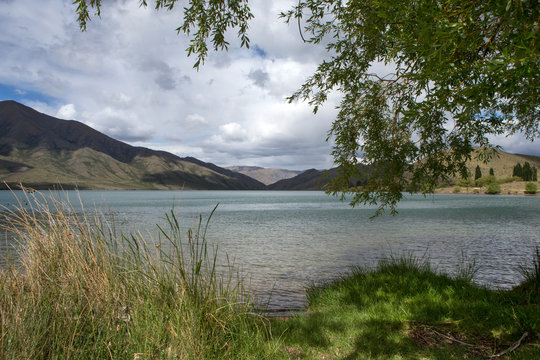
[435,180,539,196]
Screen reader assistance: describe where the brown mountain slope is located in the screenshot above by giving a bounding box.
[464,149,540,179]
[225,166,302,185]
[0,101,265,190]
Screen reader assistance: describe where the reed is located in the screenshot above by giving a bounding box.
[0,190,276,359]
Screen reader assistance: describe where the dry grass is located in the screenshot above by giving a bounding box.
[0,189,276,359]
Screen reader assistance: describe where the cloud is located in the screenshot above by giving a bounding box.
[218,122,249,142]
[248,69,270,88]
[57,103,77,119]
[1,0,534,171]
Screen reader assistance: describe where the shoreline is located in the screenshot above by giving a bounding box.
[434,180,539,196]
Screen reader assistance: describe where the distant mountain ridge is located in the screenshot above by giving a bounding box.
[2,101,537,192]
[0,100,265,190]
[225,165,302,185]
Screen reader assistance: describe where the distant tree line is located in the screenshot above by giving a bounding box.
[513,162,538,181]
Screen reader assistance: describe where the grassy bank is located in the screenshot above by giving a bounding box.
[271,257,540,359]
[0,192,276,359]
[1,192,539,359]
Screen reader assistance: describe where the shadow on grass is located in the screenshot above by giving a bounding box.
[272,260,540,359]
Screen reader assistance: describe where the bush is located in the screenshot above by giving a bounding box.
[452,186,461,193]
[485,182,501,195]
[525,182,538,194]
[476,175,496,187]
[456,178,474,187]
[498,176,522,184]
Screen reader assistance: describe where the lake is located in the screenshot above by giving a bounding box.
[1,190,539,314]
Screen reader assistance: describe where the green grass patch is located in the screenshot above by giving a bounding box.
[271,256,540,359]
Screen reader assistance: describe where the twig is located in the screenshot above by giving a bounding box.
[432,329,476,347]
[297,0,307,43]
[487,332,528,359]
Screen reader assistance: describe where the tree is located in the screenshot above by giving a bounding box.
[513,163,523,178]
[533,167,538,182]
[475,166,482,180]
[522,162,532,181]
[489,168,494,177]
[73,0,539,214]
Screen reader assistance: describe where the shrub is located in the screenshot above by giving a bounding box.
[485,182,501,194]
[525,182,538,194]
[456,178,474,187]
[476,175,496,187]
[498,176,522,184]
[452,186,461,193]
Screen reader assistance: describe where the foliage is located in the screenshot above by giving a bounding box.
[72,0,539,213]
[475,165,483,180]
[525,182,538,194]
[457,177,474,188]
[475,175,496,187]
[523,162,532,180]
[498,176,524,184]
[73,0,254,69]
[485,182,501,194]
[513,162,538,181]
[282,0,539,213]
[513,162,523,178]
[489,167,495,176]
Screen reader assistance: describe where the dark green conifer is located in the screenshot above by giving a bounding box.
[523,162,532,181]
[513,163,523,179]
[475,165,482,180]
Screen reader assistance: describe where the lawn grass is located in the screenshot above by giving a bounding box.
[271,256,540,359]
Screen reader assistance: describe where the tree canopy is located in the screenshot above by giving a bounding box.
[74,0,539,213]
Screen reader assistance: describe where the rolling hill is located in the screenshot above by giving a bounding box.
[225,166,302,185]
[0,100,265,190]
[268,149,540,191]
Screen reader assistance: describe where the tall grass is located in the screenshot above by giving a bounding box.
[0,190,276,359]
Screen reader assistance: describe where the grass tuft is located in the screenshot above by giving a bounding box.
[0,190,277,359]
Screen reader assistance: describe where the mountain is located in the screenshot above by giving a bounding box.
[268,149,540,191]
[225,166,302,185]
[0,100,265,190]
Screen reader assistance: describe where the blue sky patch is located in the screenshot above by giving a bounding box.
[252,44,267,58]
[0,83,57,105]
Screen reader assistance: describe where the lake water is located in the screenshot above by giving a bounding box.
[1,190,539,314]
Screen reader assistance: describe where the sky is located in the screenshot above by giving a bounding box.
[0,0,537,171]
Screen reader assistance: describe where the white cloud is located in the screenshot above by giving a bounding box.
[56,103,77,119]
[218,122,249,142]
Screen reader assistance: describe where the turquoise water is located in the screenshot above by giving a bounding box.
[1,190,539,313]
